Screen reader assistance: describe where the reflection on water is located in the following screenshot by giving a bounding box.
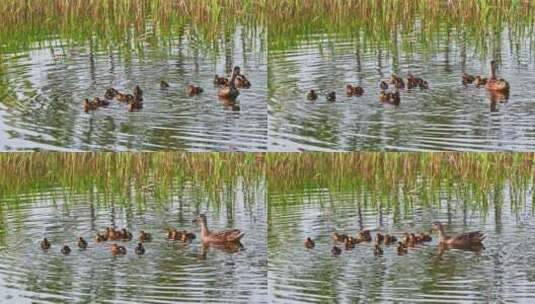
[0,180,267,303]
[0,25,267,151]
[268,186,535,303]
[268,30,535,151]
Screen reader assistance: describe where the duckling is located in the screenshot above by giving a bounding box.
[116,92,134,103]
[345,237,356,249]
[167,229,179,240]
[418,232,432,242]
[133,85,143,100]
[180,232,196,243]
[376,232,384,244]
[332,232,348,242]
[40,238,51,250]
[379,90,390,103]
[235,75,251,88]
[406,233,417,247]
[419,80,429,89]
[106,227,120,241]
[462,73,476,85]
[326,91,336,102]
[384,234,397,245]
[304,237,315,249]
[135,242,145,255]
[127,99,143,112]
[397,242,408,255]
[356,230,372,242]
[379,81,388,90]
[77,237,88,250]
[121,228,133,241]
[111,243,127,255]
[474,76,488,86]
[373,243,383,256]
[82,98,98,113]
[390,74,405,89]
[104,87,118,99]
[390,91,401,106]
[214,75,229,86]
[331,246,342,256]
[139,230,152,242]
[61,244,71,255]
[160,80,170,88]
[306,90,318,101]
[407,74,419,89]
[346,84,364,96]
[95,233,108,242]
[93,97,109,107]
[186,85,203,96]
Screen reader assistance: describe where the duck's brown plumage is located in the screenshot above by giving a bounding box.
[432,222,485,246]
[194,214,243,244]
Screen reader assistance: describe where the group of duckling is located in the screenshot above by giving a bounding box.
[39,226,196,256]
[304,229,433,257]
[305,61,510,105]
[83,66,250,113]
[306,73,428,106]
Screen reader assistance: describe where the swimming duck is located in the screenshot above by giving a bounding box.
[416,232,432,243]
[95,233,108,242]
[379,91,400,105]
[384,234,397,245]
[77,237,88,250]
[462,73,476,85]
[106,227,121,241]
[218,66,241,99]
[186,85,203,96]
[397,242,408,255]
[407,74,419,89]
[356,230,372,242]
[61,244,71,255]
[486,60,510,93]
[403,233,416,247]
[121,228,133,241]
[376,232,384,244]
[419,80,429,89]
[234,74,251,88]
[167,229,180,240]
[432,221,485,246]
[160,80,170,88]
[93,97,109,107]
[345,237,356,249]
[304,237,315,249]
[214,75,229,86]
[40,238,51,250]
[135,243,145,255]
[139,230,152,242]
[326,91,336,102]
[133,85,143,100]
[104,87,118,99]
[346,84,364,96]
[331,246,342,256]
[474,75,488,87]
[82,98,98,113]
[332,232,348,242]
[373,243,383,256]
[306,90,318,101]
[390,74,405,89]
[127,99,143,112]
[379,81,389,90]
[116,92,134,103]
[180,231,196,243]
[111,243,127,255]
[193,214,243,244]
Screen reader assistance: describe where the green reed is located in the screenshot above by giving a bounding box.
[0,152,265,206]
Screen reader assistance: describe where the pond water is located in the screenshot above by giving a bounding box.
[268,186,535,303]
[268,30,535,151]
[0,181,267,303]
[0,25,267,151]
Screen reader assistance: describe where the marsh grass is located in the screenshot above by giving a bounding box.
[267,153,535,212]
[0,153,265,206]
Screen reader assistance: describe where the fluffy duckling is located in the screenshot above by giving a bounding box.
[135,243,145,255]
[373,243,383,256]
[139,230,152,242]
[95,233,108,242]
[376,232,384,244]
[116,92,134,103]
[121,228,133,241]
[332,232,348,242]
[214,75,228,86]
[40,238,51,250]
[462,73,476,85]
[306,90,318,101]
[379,81,388,90]
[419,233,432,242]
[167,229,179,240]
[82,98,98,113]
[390,74,405,89]
[345,236,356,249]
[186,85,204,96]
[61,244,71,255]
[397,242,408,255]
[160,80,170,88]
[106,227,121,241]
[356,230,372,242]
[326,91,336,102]
[384,234,397,245]
[474,76,488,86]
[304,237,315,249]
[405,233,416,247]
[77,237,88,250]
[111,243,127,255]
[407,74,419,89]
[331,246,342,256]
[93,97,109,107]
[104,87,118,99]
[379,91,400,105]
[346,84,364,96]
[180,232,196,243]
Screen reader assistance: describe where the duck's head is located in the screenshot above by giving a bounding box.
[193,214,207,225]
[431,221,444,230]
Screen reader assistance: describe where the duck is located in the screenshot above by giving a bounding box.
[486,60,510,93]
[326,91,336,102]
[376,232,384,244]
[77,237,88,250]
[193,214,243,244]
[234,74,251,88]
[218,66,241,99]
[407,74,419,89]
[379,91,400,105]
[390,74,405,89]
[397,242,408,255]
[356,230,372,242]
[180,231,196,243]
[82,98,98,113]
[379,81,388,90]
[462,73,476,85]
[167,229,180,240]
[186,85,203,96]
[432,221,485,246]
[332,232,348,242]
[121,228,133,241]
[104,87,118,99]
[304,237,315,249]
[306,90,318,101]
[40,238,51,250]
[111,243,127,255]
[139,230,152,242]
[214,75,229,86]
[135,243,145,255]
[331,246,342,256]
[384,234,397,245]
[133,85,143,101]
[93,97,109,107]
[345,237,356,249]
[95,233,108,242]
[474,75,488,87]
[61,244,71,255]
[106,227,121,241]
[373,243,383,256]
[404,233,416,247]
[127,99,143,112]
[416,232,432,243]
[160,80,170,88]
[116,92,134,103]
[346,84,364,96]
[419,80,429,89]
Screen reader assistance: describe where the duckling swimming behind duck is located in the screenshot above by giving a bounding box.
[356,230,372,242]
[373,243,383,256]
[307,90,318,101]
[346,84,364,96]
[326,91,336,102]
[384,234,397,245]
[397,242,408,255]
[376,233,384,244]
[105,87,118,99]
[95,233,108,242]
[345,237,356,249]
[180,232,196,243]
[462,73,476,85]
[332,232,348,242]
[474,76,488,86]
[160,80,170,88]
[121,228,133,241]
[135,243,145,255]
[111,243,127,255]
[61,244,71,255]
[139,230,152,242]
[186,85,203,96]
[40,238,51,250]
[77,237,87,250]
[214,75,228,86]
[82,98,98,113]
[331,246,342,256]
[116,92,134,103]
[304,237,315,249]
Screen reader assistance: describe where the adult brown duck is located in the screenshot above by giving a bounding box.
[218,66,241,99]
[486,60,510,93]
[432,221,485,247]
[193,214,244,244]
